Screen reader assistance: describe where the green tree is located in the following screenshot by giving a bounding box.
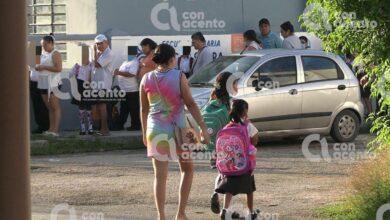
[300,0,390,151]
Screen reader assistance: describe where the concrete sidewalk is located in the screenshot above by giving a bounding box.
[31,130,144,154]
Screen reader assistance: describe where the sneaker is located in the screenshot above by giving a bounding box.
[211,192,220,214]
[220,209,230,220]
[49,132,60,137]
[88,130,94,135]
[245,209,260,220]
[79,131,86,136]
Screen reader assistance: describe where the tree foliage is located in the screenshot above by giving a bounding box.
[300,0,390,151]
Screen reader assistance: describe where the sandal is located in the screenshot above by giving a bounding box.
[95,131,110,136]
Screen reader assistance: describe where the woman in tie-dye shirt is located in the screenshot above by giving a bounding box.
[140,44,210,220]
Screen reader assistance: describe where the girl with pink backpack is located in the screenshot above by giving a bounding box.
[214,99,259,220]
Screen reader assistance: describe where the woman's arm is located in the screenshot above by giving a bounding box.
[180,74,210,144]
[41,51,62,73]
[140,84,150,146]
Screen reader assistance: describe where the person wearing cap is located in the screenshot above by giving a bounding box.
[91,34,114,136]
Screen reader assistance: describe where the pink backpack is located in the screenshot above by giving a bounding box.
[216,122,257,176]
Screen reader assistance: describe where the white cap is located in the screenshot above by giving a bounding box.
[94,34,107,43]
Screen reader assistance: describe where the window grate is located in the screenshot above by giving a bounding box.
[28,0,66,35]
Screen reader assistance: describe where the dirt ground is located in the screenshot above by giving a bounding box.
[31,134,374,220]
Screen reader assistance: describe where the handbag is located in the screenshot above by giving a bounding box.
[151,71,201,152]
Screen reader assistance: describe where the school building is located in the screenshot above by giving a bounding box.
[27,0,307,130]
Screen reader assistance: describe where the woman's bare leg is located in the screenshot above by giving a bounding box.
[98,103,109,134]
[176,157,194,220]
[153,158,169,220]
[49,95,61,133]
[41,94,54,132]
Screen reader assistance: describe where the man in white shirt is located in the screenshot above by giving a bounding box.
[190,32,214,77]
[280,21,303,49]
[177,46,194,78]
[92,34,114,135]
[114,54,144,131]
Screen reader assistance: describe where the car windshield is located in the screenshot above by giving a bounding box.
[189,56,260,87]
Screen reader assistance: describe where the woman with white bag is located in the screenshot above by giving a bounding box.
[35,34,63,137]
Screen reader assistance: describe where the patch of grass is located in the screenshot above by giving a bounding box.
[30,135,143,156]
[314,202,354,219]
[315,148,390,220]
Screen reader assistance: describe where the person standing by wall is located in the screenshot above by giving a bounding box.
[140,44,210,220]
[114,54,144,131]
[28,47,49,134]
[190,32,213,77]
[138,38,157,79]
[91,34,114,136]
[35,34,62,137]
[177,46,194,78]
[242,30,262,52]
[258,18,282,49]
[280,21,303,49]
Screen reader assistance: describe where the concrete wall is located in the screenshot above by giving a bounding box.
[96,0,306,36]
[66,0,97,35]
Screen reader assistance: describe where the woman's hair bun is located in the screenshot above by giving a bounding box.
[152,44,176,65]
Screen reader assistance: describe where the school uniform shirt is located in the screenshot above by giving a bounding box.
[178,56,192,74]
[69,63,94,82]
[244,41,262,52]
[92,47,114,90]
[191,46,213,76]
[117,59,139,93]
[247,122,259,138]
[282,35,303,49]
[258,31,282,49]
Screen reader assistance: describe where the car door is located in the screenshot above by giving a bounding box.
[242,56,302,131]
[299,56,349,129]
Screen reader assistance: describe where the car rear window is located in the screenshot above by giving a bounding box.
[302,56,344,82]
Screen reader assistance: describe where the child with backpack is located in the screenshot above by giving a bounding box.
[214,99,259,220]
[69,61,94,135]
[201,72,240,168]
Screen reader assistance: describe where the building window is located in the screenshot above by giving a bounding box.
[28,0,66,35]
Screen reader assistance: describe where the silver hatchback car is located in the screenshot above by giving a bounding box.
[189,49,364,142]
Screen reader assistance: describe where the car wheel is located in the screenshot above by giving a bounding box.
[331,110,360,142]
